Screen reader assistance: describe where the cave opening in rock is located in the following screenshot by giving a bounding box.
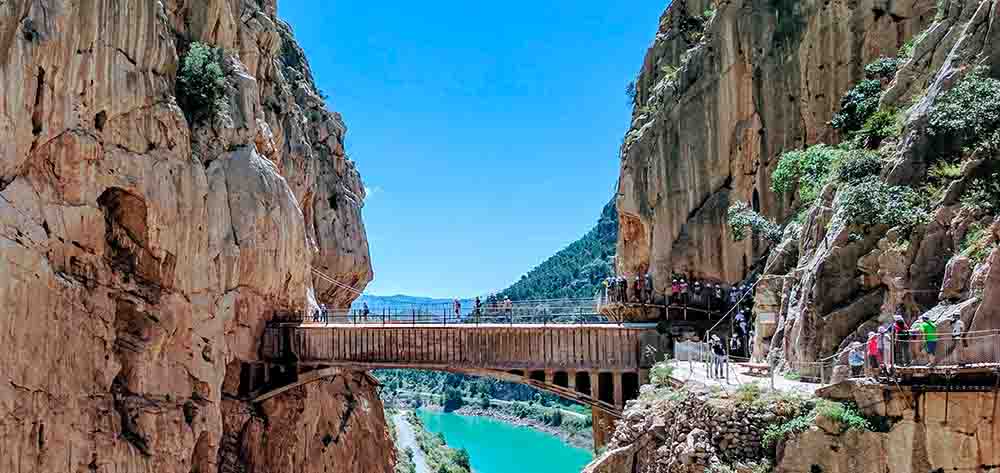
[98,187,149,275]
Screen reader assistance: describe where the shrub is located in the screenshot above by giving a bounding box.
[763,400,871,448]
[864,57,901,80]
[929,160,963,181]
[961,175,1000,214]
[625,81,637,103]
[831,79,883,133]
[927,69,1000,149]
[960,223,994,264]
[734,382,764,406]
[772,144,844,204]
[728,202,782,243]
[835,150,883,183]
[783,371,802,381]
[650,361,674,387]
[837,177,929,233]
[442,387,464,412]
[857,107,903,146]
[177,42,226,122]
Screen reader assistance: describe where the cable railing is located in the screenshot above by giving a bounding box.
[880,329,1000,372]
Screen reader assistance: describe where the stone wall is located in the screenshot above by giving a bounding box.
[584,386,804,473]
[0,0,387,472]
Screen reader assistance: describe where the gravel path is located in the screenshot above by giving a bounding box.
[393,412,431,473]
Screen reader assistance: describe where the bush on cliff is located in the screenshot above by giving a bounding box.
[835,150,883,183]
[830,79,883,134]
[772,144,843,204]
[728,202,782,243]
[928,68,1000,150]
[763,400,871,448]
[177,41,227,123]
[837,177,929,234]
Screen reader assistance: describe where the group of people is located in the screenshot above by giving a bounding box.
[848,310,967,377]
[603,273,655,304]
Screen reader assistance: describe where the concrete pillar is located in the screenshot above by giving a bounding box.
[590,370,600,401]
[592,407,616,451]
[613,371,624,409]
[568,370,577,391]
[544,369,555,385]
[639,368,650,387]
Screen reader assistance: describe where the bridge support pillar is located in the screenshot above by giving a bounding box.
[589,370,600,401]
[613,371,624,409]
[568,370,576,391]
[544,370,554,385]
[592,407,616,451]
[639,369,650,388]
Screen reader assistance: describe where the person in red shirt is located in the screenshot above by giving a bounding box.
[866,331,881,377]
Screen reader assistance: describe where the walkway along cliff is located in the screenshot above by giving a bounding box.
[0,1,388,472]
[593,0,1000,471]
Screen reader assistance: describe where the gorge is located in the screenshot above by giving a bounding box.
[2,0,1000,472]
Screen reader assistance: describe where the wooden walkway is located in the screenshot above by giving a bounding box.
[250,322,673,413]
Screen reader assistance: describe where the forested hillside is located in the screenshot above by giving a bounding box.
[497,199,618,300]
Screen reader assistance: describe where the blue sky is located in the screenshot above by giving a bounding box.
[279,0,668,298]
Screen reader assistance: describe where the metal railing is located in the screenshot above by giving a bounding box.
[299,297,612,326]
[881,329,1000,371]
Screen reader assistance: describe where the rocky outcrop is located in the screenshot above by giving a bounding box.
[0,1,386,472]
[775,380,1000,473]
[616,0,935,292]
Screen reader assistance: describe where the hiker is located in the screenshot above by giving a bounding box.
[951,313,967,366]
[617,276,627,303]
[849,341,865,378]
[680,278,690,306]
[730,332,743,358]
[645,272,654,303]
[474,296,482,317]
[866,332,881,377]
[634,274,644,304]
[877,326,889,374]
[892,313,911,367]
[671,278,681,305]
[713,284,723,311]
[362,302,370,322]
[693,280,703,306]
[729,285,741,310]
[912,315,938,366]
[453,299,461,320]
[503,297,513,318]
[710,335,727,380]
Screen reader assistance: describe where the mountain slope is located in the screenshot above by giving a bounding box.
[498,199,618,300]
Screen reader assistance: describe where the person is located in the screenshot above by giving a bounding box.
[617,276,627,303]
[453,298,461,320]
[693,280,703,306]
[474,296,482,317]
[362,302,370,322]
[710,335,727,380]
[713,284,723,311]
[601,278,610,304]
[634,274,643,304]
[729,285,741,310]
[645,272,654,303]
[866,331,880,377]
[734,309,747,336]
[671,278,680,305]
[877,326,889,374]
[951,313,967,366]
[848,341,865,378]
[912,315,938,366]
[891,313,911,367]
[730,332,743,358]
[504,297,513,318]
[680,278,689,306]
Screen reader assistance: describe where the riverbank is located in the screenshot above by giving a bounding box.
[385,394,594,450]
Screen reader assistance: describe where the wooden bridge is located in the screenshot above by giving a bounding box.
[241,316,673,415]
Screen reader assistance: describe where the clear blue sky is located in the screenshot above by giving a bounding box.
[279,0,668,298]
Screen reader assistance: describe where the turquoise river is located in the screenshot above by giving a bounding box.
[417,409,594,473]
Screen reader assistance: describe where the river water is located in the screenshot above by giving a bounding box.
[416,409,593,473]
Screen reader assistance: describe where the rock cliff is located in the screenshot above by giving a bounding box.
[0,0,388,472]
[597,0,1000,471]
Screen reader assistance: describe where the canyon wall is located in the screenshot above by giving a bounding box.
[616,0,934,288]
[0,0,389,472]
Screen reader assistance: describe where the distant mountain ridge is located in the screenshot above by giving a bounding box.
[497,198,617,301]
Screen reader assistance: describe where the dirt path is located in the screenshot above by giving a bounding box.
[393,412,431,473]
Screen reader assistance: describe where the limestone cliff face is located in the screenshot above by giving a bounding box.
[616,0,934,288]
[0,1,387,472]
